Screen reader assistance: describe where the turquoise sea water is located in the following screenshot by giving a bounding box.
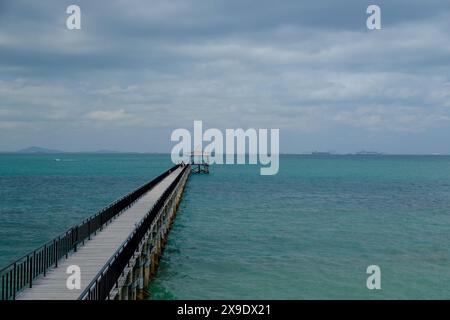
[1,154,450,299]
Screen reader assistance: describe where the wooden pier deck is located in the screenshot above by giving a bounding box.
[16,167,184,300]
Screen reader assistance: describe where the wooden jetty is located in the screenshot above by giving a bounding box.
[0,164,190,300]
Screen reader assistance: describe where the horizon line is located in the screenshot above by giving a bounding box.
[1,151,450,156]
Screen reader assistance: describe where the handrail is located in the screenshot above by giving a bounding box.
[0,164,181,300]
[79,164,189,300]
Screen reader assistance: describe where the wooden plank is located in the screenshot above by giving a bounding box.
[17,167,183,300]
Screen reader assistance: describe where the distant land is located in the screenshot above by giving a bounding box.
[354,151,384,155]
[310,150,384,155]
[12,147,124,154]
[92,149,121,154]
[17,146,65,154]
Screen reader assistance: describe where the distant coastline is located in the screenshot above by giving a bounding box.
[0,146,148,154]
[0,146,449,156]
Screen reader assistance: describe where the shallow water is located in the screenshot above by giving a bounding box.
[148,155,450,299]
[1,154,450,299]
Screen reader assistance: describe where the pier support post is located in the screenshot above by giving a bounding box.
[136,254,145,300]
[121,270,133,300]
[130,259,138,300]
[142,240,151,290]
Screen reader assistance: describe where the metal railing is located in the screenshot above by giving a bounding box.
[0,164,181,300]
[79,164,189,300]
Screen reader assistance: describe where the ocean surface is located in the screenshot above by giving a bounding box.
[1,154,450,299]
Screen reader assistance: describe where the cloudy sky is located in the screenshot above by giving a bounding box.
[1,0,450,153]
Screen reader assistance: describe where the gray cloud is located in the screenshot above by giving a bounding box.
[0,0,450,153]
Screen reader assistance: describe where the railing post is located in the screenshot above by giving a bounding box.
[43,245,47,277]
[54,239,58,268]
[74,227,78,253]
[2,275,5,300]
[30,252,35,288]
[12,263,16,300]
[26,256,29,287]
